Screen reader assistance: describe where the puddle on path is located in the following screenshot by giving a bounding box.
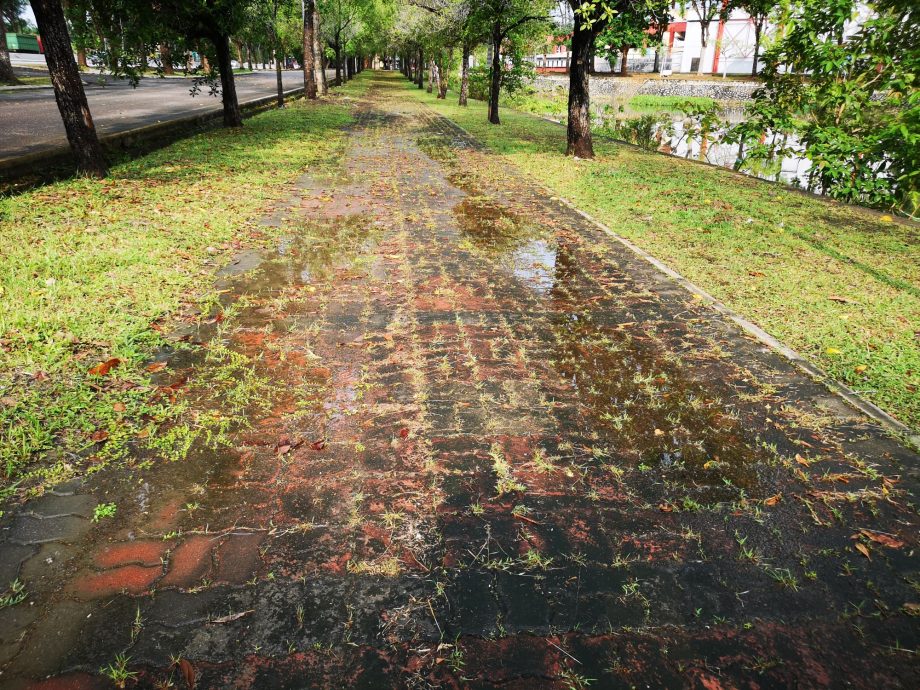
[0,73,917,689]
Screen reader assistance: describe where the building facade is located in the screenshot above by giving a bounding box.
[532,6,766,76]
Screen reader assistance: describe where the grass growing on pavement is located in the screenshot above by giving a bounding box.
[0,79,365,500]
[409,80,920,431]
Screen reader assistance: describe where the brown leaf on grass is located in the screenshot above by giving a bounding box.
[857,529,905,549]
[88,358,121,376]
[854,542,871,559]
[764,494,782,506]
[176,658,196,689]
[145,362,167,373]
[794,453,810,466]
[310,439,326,451]
[903,603,920,616]
[828,295,860,305]
[112,402,126,413]
[90,430,109,443]
[399,427,410,439]
[658,503,673,512]
[748,271,766,277]
[277,445,292,456]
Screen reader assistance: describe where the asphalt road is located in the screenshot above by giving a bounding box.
[0,70,311,161]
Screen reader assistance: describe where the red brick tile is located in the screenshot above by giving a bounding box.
[69,565,161,599]
[94,540,167,569]
[214,532,265,584]
[161,535,215,588]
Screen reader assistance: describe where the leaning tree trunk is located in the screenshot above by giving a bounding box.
[567,17,595,158]
[459,42,470,106]
[488,27,502,125]
[0,13,19,85]
[31,0,107,176]
[302,0,317,98]
[213,32,243,126]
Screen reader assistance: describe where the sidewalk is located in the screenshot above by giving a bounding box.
[0,72,916,688]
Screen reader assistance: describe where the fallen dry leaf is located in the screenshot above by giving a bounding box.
[145,362,167,373]
[858,529,905,549]
[764,494,782,506]
[855,542,871,559]
[177,658,196,689]
[310,439,327,451]
[88,358,121,376]
[828,295,860,305]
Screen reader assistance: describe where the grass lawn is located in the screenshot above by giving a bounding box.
[0,79,365,501]
[409,82,920,432]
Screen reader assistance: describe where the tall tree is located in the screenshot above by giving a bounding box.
[724,0,776,75]
[30,0,107,175]
[596,0,669,77]
[684,0,722,72]
[303,0,318,97]
[0,9,19,85]
[470,0,549,124]
[566,1,618,157]
[733,0,919,215]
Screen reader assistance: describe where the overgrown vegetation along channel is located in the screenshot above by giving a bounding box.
[0,80,364,500]
[409,81,920,433]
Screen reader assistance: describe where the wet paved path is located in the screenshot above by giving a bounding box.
[1,73,918,688]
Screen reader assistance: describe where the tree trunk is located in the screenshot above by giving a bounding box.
[159,43,173,75]
[427,58,434,93]
[488,26,502,125]
[213,32,242,127]
[0,13,19,85]
[30,0,107,176]
[416,48,423,88]
[274,44,283,107]
[566,17,595,158]
[438,49,450,99]
[200,42,211,72]
[752,21,762,76]
[313,6,327,95]
[620,46,629,77]
[334,45,342,86]
[77,48,87,69]
[697,24,709,73]
[302,0,317,98]
[459,42,470,106]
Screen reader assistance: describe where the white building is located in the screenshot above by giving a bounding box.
[532,5,769,77]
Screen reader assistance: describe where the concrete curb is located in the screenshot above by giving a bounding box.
[0,86,306,181]
[427,99,920,449]
[0,84,53,92]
